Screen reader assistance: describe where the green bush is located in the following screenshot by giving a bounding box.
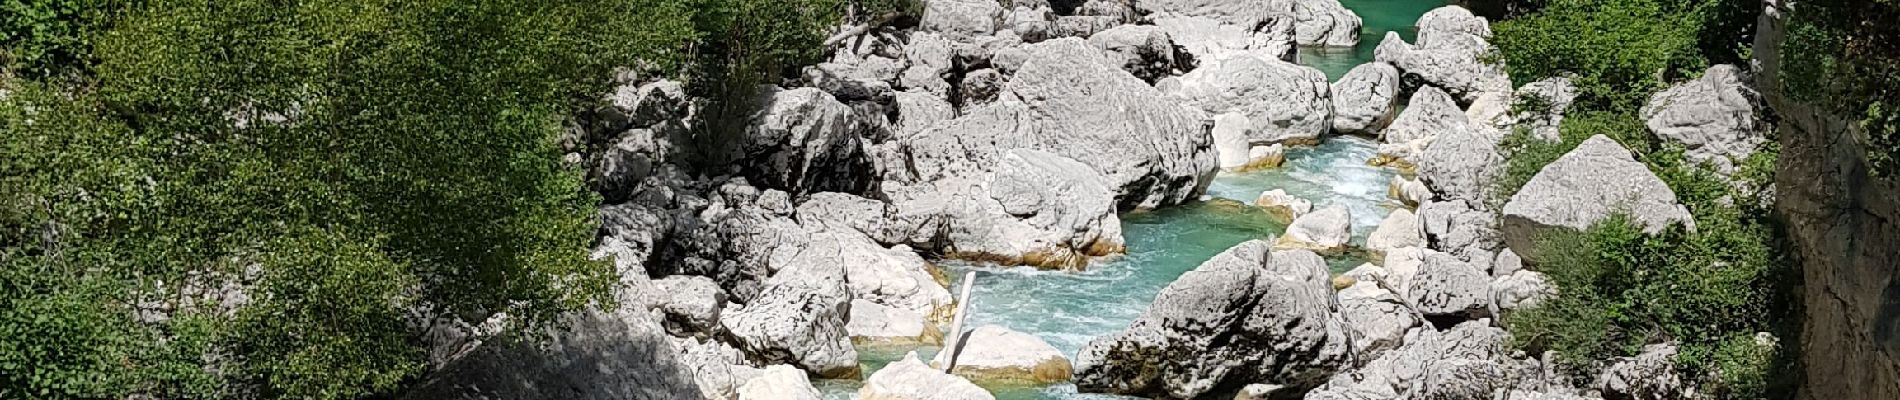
[1491,0,1706,112]
[1779,0,1900,177]
[0,0,140,77]
[1493,111,1652,203]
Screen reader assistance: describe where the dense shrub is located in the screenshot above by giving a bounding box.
[1778,0,1900,177]
[1490,0,1757,113]
[1492,111,1652,203]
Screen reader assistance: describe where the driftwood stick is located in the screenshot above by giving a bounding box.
[822,12,904,50]
[942,271,977,373]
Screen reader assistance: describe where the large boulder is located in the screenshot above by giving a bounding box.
[1501,135,1694,262]
[1088,25,1182,83]
[1293,0,1362,47]
[1415,128,1504,204]
[1150,13,1297,64]
[1255,189,1315,222]
[1406,252,1494,323]
[931,325,1074,383]
[900,38,1216,210]
[887,148,1127,269]
[1213,113,1256,170]
[892,90,957,139]
[825,230,955,319]
[1641,64,1768,174]
[1373,6,1511,103]
[1166,51,1333,145]
[860,351,996,400]
[1074,241,1351,398]
[718,248,859,378]
[742,87,873,195]
[653,276,726,337]
[902,33,956,96]
[921,0,1005,42]
[1306,320,1518,400]
[735,365,823,400]
[1331,62,1402,135]
[1381,85,1469,146]
[1139,0,1294,28]
[1276,205,1353,254]
[1417,199,1503,262]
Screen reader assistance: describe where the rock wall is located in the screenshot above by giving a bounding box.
[1756,1,1900,398]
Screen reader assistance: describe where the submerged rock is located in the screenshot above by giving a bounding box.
[1332,62,1402,136]
[1501,135,1694,262]
[1277,205,1353,254]
[1255,189,1315,222]
[1074,241,1351,398]
[860,351,996,400]
[931,325,1074,384]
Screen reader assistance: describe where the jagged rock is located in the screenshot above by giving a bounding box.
[794,192,929,247]
[860,351,996,400]
[803,63,895,102]
[603,79,688,131]
[743,87,872,195]
[1418,359,1509,400]
[1139,0,1292,28]
[1373,6,1511,103]
[736,365,823,400]
[1598,343,1686,400]
[903,33,956,96]
[1305,320,1513,400]
[1074,241,1351,398]
[1088,25,1181,83]
[1407,252,1494,323]
[1491,270,1554,313]
[824,230,955,318]
[1076,0,1138,22]
[1641,64,1768,174]
[901,37,1215,209]
[1382,86,1470,146]
[669,336,763,400]
[931,325,1074,383]
[1417,199,1502,261]
[958,68,1007,108]
[1415,128,1504,204]
[886,148,1126,268]
[1051,15,1122,39]
[892,90,958,139]
[922,0,1005,42]
[719,248,858,378]
[1338,279,1422,358]
[1005,6,1054,43]
[1332,62,1401,135]
[593,124,689,203]
[1466,90,1515,130]
[1277,205,1352,254]
[847,299,944,345]
[653,276,726,337]
[1166,51,1332,145]
[405,305,702,399]
[1515,77,1579,141]
[1235,383,1297,400]
[1501,135,1695,262]
[1255,189,1314,222]
[1294,0,1362,46]
[1366,208,1423,256]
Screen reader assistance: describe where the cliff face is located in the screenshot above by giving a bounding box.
[1756,1,1900,398]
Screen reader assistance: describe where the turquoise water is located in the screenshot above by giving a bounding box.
[817,0,1440,396]
[1303,0,1458,80]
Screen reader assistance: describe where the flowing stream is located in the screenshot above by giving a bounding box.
[821,2,1449,398]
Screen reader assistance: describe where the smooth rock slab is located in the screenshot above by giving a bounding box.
[1276,205,1353,254]
[860,351,996,400]
[847,299,944,345]
[931,325,1074,384]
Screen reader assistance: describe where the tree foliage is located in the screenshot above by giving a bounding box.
[1779,0,1900,177]
[1490,0,1757,113]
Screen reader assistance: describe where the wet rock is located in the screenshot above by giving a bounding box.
[1641,64,1768,174]
[1074,241,1351,398]
[922,0,1005,42]
[653,276,726,337]
[1277,205,1353,254]
[1294,0,1362,47]
[1407,252,1494,323]
[1166,51,1333,145]
[847,299,944,345]
[932,325,1074,384]
[1255,189,1314,222]
[860,351,996,400]
[1501,135,1694,262]
[1366,208,1424,257]
[736,365,823,400]
[1331,62,1402,135]
[1088,25,1182,83]
[1242,144,1288,171]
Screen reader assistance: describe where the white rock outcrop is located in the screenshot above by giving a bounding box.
[1501,135,1694,262]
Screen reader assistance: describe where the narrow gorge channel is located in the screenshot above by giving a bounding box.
[821,2,1447,398]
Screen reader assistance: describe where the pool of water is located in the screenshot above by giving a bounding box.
[817,0,1441,396]
[1303,0,1458,80]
